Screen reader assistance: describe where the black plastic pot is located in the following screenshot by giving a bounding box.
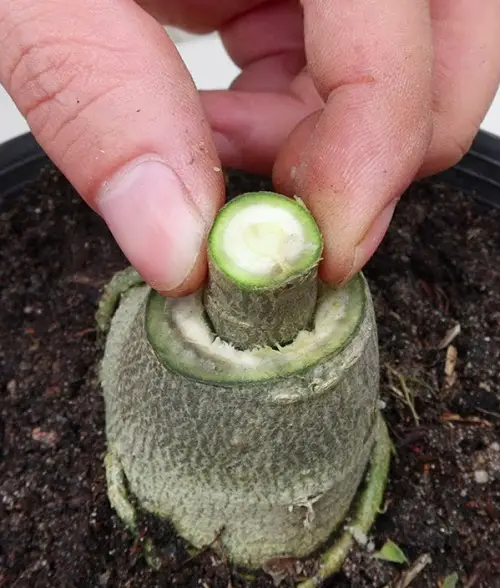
[1,130,500,207]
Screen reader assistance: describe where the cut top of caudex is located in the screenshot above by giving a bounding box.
[147,275,367,383]
[207,192,323,289]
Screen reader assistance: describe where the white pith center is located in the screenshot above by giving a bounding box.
[171,287,352,369]
[222,204,307,277]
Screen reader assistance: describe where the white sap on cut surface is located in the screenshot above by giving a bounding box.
[146,272,366,382]
[170,285,355,372]
[222,204,307,277]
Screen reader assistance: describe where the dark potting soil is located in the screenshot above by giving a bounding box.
[1,164,499,588]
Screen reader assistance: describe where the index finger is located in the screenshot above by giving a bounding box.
[274,0,434,283]
[0,0,224,294]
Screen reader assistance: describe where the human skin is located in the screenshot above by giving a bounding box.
[0,0,499,295]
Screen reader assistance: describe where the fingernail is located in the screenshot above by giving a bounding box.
[348,197,399,280]
[98,157,206,291]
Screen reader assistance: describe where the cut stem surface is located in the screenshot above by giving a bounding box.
[204,192,323,349]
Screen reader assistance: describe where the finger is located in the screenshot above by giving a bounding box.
[202,77,321,174]
[418,0,500,177]
[134,0,265,33]
[273,0,434,283]
[0,0,224,295]
[201,0,319,173]
[221,0,304,74]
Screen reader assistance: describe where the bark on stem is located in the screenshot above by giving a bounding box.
[204,261,319,350]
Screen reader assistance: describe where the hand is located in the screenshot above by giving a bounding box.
[1,1,499,294]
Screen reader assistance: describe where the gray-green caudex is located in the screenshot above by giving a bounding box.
[97,191,391,577]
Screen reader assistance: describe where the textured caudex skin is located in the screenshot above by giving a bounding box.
[204,261,319,350]
[98,267,382,567]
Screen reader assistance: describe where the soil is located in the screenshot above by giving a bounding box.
[1,163,499,588]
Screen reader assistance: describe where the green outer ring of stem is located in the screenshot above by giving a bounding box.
[208,192,323,289]
[298,415,392,588]
[145,274,366,385]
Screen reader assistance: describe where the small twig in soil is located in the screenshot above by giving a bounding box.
[384,553,432,588]
[437,323,461,350]
[74,327,97,338]
[440,412,492,428]
[385,365,420,426]
[69,272,106,288]
[417,281,450,313]
[395,373,437,399]
[476,407,500,420]
[436,286,450,314]
[440,345,458,398]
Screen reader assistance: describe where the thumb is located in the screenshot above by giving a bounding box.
[0,0,224,295]
[274,0,433,284]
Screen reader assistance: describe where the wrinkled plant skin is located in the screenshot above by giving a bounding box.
[203,260,319,350]
[98,269,384,568]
